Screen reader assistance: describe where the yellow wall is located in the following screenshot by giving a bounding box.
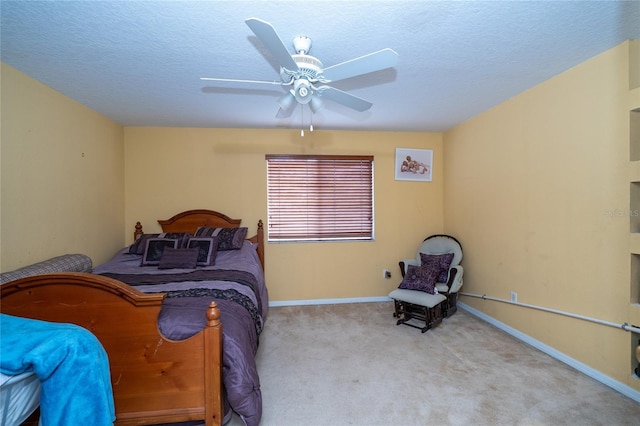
[443,41,638,390]
[4,40,638,394]
[0,63,125,270]
[124,127,443,301]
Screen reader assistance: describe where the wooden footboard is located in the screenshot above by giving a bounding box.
[0,273,223,426]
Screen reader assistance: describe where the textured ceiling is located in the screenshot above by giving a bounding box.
[2,1,639,132]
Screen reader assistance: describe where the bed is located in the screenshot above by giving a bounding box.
[0,209,267,426]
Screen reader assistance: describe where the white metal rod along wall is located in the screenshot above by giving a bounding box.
[459,292,640,334]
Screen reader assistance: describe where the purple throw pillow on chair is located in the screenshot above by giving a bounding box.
[398,264,439,294]
[420,252,454,283]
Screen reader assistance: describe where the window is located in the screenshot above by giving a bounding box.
[266,154,374,242]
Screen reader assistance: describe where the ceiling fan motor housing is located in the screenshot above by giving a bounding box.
[282,49,324,105]
[281,53,324,82]
[292,36,311,54]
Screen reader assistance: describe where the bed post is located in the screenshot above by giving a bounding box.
[134,221,143,242]
[256,220,264,270]
[203,301,223,426]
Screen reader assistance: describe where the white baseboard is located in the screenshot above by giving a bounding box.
[269,296,390,307]
[458,301,640,403]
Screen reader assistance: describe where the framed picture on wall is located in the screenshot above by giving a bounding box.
[395,148,433,181]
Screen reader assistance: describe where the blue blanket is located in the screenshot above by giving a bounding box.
[0,314,115,425]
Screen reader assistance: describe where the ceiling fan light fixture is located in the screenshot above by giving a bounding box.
[309,95,324,113]
[278,91,295,110]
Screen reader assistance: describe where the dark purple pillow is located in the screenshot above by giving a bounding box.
[186,237,219,266]
[158,247,199,269]
[398,264,439,294]
[420,252,454,283]
[162,232,192,249]
[194,227,247,250]
[141,238,179,266]
[129,232,191,254]
[128,233,160,254]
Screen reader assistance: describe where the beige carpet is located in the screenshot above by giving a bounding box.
[228,301,640,426]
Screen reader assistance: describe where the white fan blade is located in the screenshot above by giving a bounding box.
[321,48,398,82]
[317,86,372,112]
[245,18,300,72]
[200,77,282,86]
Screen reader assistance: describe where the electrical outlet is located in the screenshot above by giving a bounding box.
[383,269,391,279]
[510,291,518,303]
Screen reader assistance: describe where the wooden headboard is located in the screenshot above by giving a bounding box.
[134,209,265,270]
[158,209,242,233]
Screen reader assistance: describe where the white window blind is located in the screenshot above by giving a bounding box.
[266,154,374,241]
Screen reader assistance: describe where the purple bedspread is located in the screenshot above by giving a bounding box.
[92,241,268,426]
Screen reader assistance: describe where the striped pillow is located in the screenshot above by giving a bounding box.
[194,227,247,251]
[129,232,191,254]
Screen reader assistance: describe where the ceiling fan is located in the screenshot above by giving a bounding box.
[200,18,399,118]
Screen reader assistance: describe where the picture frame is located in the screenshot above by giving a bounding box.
[395,148,433,181]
